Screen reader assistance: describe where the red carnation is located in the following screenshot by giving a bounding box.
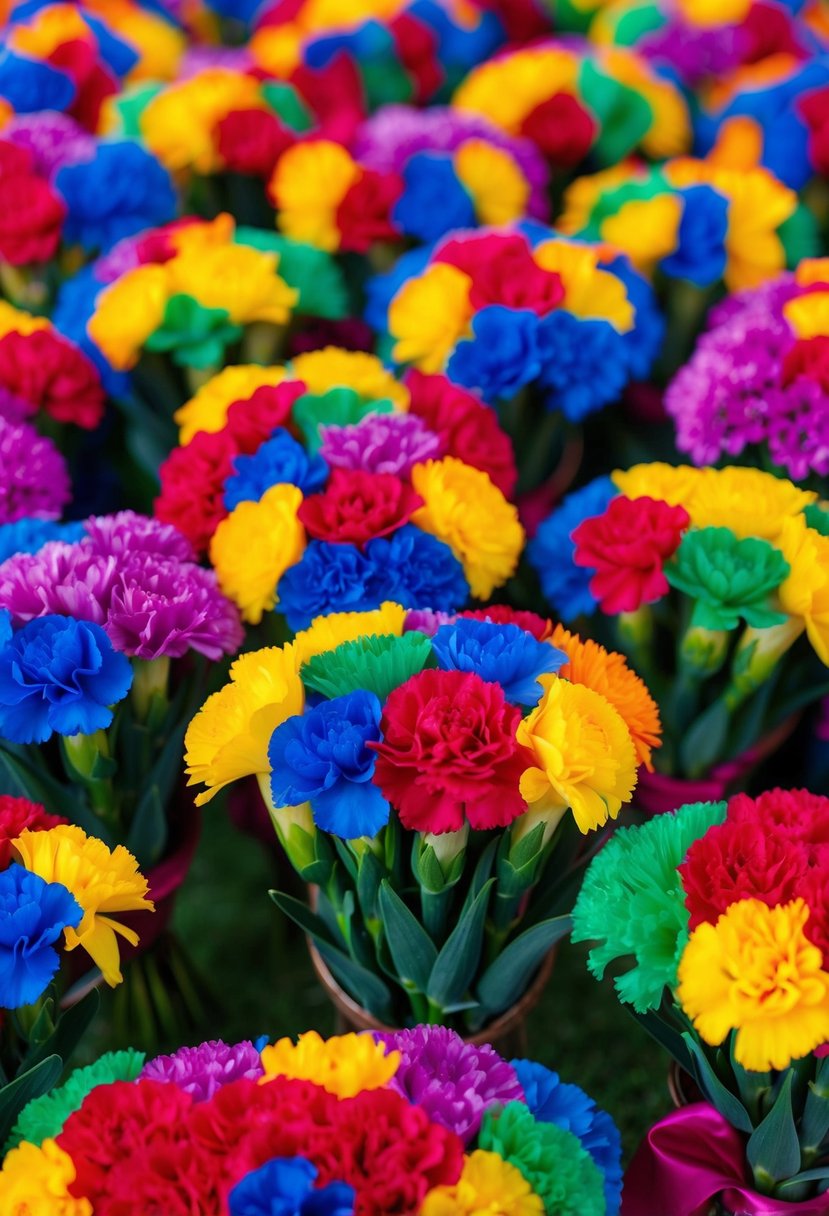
[370,668,529,834]
[405,370,517,496]
[298,468,422,546]
[679,818,809,932]
[0,795,66,870]
[741,1,806,66]
[335,168,403,253]
[223,381,304,452]
[155,430,238,554]
[782,335,829,393]
[48,39,118,131]
[520,94,597,168]
[572,495,689,614]
[389,11,443,103]
[0,142,65,266]
[216,108,294,179]
[802,867,829,968]
[0,328,104,429]
[435,232,565,316]
[292,55,367,146]
[460,605,554,640]
[729,789,829,863]
[799,86,829,175]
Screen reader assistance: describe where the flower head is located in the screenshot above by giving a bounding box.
[0,864,82,1008]
[229,1157,354,1216]
[295,604,406,664]
[259,1030,398,1099]
[14,825,153,986]
[431,618,565,705]
[0,1138,91,1216]
[141,1040,264,1101]
[298,469,422,548]
[528,477,617,622]
[421,1150,543,1216]
[678,898,829,1071]
[224,429,328,510]
[0,417,70,525]
[375,1025,524,1144]
[685,466,814,542]
[210,483,305,624]
[11,1050,145,1149]
[319,413,441,478]
[0,796,66,871]
[778,515,829,664]
[667,526,790,630]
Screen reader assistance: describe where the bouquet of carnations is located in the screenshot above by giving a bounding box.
[0,791,152,1144]
[0,1023,623,1215]
[530,463,829,797]
[157,350,522,631]
[574,788,829,1214]
[666,259,829,487]
[185,602,659,1031]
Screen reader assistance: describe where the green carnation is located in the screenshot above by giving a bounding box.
[236,228,347,319]
[666,526,790,631]
[301,632,433,702]
[146,294,241,368]
[479,1101,605,1216]
[8,1049,145,1150]
[571,800,727,1012]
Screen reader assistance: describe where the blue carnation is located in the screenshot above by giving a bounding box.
[54,141,177,251]
[0,50,75,114]
[410,0,503,75]
[605,254,664,381]
[80,14,139,79]
[276,542,379,632]
[0,864,82,1009]
[0,610,11,647]
[365,245,432,334]
[432,618,566,705]
[393,154,476,243]
[229,1156,355,1216]
[0,615,133,744]
[448,306,542,400]
[536,312,628,421]
[268,691,388,839]
[365,526,469,613]
[0,519,85,565]
[662,185,728,287]
[528,476,616,622]
[511,1059,623,1216]
[224,429,329,510]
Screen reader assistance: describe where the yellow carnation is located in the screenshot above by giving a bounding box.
[290,348,409,410]
[260,1030,398,1098]
[175,364,285,443]
[601,194,684,270]
[210,483,306,624]
[140,68,264,172]
[783,292,829,340]
[684,466,814,541]
[102,3,185,82]
[678,899,829,1072]
[454,47,579,133]
[14,826,153,987]
[516,677,638,834]
[0,301,50,339]
[10,5,92,58]
[388,264,473,373]
[295,603,407,663]
[0,1138,91,1216]
[533,240,635,332]
[795,259,829,288]
[421,1151,544,1216]
[612,461,703,506]
[87,265,169,370]
[454,140,530,226]
[777,515,829,665]
[166,244,297,326]
[411,457,524,600]
[558,164,636,236]
[269,140,360,251]
[184,643,305,803]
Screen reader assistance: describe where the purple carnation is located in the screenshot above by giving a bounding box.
[374,1024,524,1143]
[83,511,196,562]
[0,382,36,424]
[353,105,550,221]
[0,543,115,624]
[639,20,744,86]
[319,413,441,477]
[5,112,95,179]
[403,608,454,636]
[141,1039,264,1101]
[0,418,70,524]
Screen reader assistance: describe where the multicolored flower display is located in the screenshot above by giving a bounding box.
[370,225,663,421]
[531,463,829,780]
[184,603,658,1026]
[666,258,829,482]
[574,787,829,1202]
[157,351,522,627]
[0,1025,622,1216]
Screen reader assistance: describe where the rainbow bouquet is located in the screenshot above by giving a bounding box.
[666,259,829,486]
[452,39,690,173]
[0,1025,623,1216]
[157,350,522,630]
[184,603,658,1030]
[0,792,152,1145]
[574,788,829,1214]
[529,463,829,801]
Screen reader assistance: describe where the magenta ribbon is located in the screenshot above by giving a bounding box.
[622,1104,829,1216]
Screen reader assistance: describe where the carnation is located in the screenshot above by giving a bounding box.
[319,413,441,478]
[10,1050,145,1149]
[0,795,66,871]
[298,469,423,548]
[0,417,71,524]
[141,1040,264,1102]
[0,327,104,429]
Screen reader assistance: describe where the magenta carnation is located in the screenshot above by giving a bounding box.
[83,511,196,563]
[319,413,442,478]
[0,417,70,523]
[140,1039,263,1101]
[403,609,454,636]
[4,113,96,179]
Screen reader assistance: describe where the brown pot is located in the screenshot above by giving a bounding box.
[307,938,557,1057]
[667,1058,702,1108]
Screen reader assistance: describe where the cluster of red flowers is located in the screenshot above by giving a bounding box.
[0,322,105,429]
[679,789,829,964]
[0,143,65,267]
[0,795,66,869]
[55,1074,463,1216]
[434,232,565,316]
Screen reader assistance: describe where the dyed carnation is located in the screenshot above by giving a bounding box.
[5,112,96,179]
[141,1040,264,1101]
[528,477,616,623]
[0,417,70,524]
[298,469,422,547]
[83,511,196,563]
[155,430,238,553]
[0,327,104,429]
[375,1025,524,1144]
[728,789,829,863]
[403,609,454,636]
[0,795,66,871]
[319,413,441,478]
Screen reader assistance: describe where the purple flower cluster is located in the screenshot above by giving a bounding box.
[374,1024,524,1143]
[638,20,744,87]
[141,1039,263,1101]
[5,112,95,179]
[319,413,441,478]
[0,417,70,525]
[665,274,829,480]
[0,511,243,660]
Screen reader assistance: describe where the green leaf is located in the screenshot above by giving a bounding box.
[0,1056,63,1146]
[747,1071,801,1187]
[504,822,545,873]
[628,1005,695,1077]
[0,746,86,824]
[412,841,448,894]
[356,850,386,923]
[378,881,437,992]
[268,890,341,951]
[683,1034,753,1133]
[126,786,168,871]
[779,1167,829,1192]
[427,880,493,1008]
[461,840,497,917]
[314,942,394,1023]
[476,916,569,1016]
[679,699,731,777]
